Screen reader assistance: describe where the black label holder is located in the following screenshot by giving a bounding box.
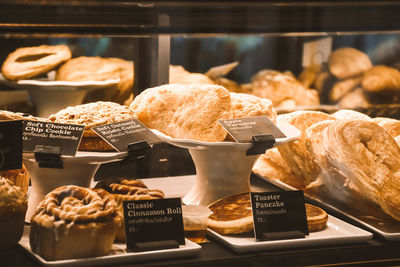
[129,240,180,253]
[123,140,152,162]
[34,145,63,169]
[246,134,276,156]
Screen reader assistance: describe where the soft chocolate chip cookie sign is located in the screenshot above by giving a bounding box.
[219,116,286,155]
[22,121,84,156]
[91,119,161,152]
[0,120,22,171]
[250,191,309,241]
[123,198,185,252]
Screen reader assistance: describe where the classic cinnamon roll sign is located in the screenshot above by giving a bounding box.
[123,198,185,251]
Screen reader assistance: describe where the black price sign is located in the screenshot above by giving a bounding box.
[0,120,22,171]
[91,119,161,152]
[22,121,84,156]
[250,191,309,241]
[219,116,286,143]
[123,198,185,252]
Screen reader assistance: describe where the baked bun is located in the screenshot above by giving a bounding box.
[95,177,165,242]
[250,69,319,108]
[0,177,27,249]
[328,47,372,79]
[1,44,71,81]
[48,101,136,151]
[361,65,400,93]
[130,84,232,142]
[230,92,276,123]
[30,185,121,260]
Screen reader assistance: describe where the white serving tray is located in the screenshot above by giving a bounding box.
[19,226,201,267]
[207,215,372,253]
[259,177,400,241]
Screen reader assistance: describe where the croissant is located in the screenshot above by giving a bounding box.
[277,111,335,187]
[306,119,400,221]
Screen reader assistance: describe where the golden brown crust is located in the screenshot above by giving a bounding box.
[0,166,30,194]
[329,76,362,102]
[306,119,400,221]
[306,203,328,232]
[30,185,121,260]
[332,109,371,121]
[338,87,370,109]
[250,69,320,108]
[328,47,372,79]
[361,65,400,93]
[230,92,276,123]
[277,111,335,187]
[1,45,71,81]
[130,84,232,142]
[252,148,306,190]
[372,117,400,138]
[78,136,114,151]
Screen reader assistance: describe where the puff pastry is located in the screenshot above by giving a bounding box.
[277,111,334,187]
[306,119,400,221]
[328,47,372,79]
[372,117,400,145]
[1,45,71,81]
[130,84,232,142]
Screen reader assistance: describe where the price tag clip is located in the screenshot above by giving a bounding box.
[34,145,63,169]
[246,134,275,156]
[124,140,152,162]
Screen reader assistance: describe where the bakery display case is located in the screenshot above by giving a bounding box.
[2,1,400,266]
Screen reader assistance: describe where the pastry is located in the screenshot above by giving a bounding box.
[250,69,320,108]
[1,44,71,81]
[338,87,370,109]
[30,185,121,260]
[328,47,372,79]
[277,111,335,187]
[48,101,136,151]
[0,177,27,249]
[0,165,30,194]
[361,65,400,93]
[208,192,254,235]
[0,110,40,121]
[332,109,371,121]
[95,177,165,241]
[169,65,215,85]
[252,148,305,190]
[213,77,241,92]
[208,192,328,234]
[329,76,362,102]
[298,64,322,89]
[230,92,276,123]
[106,58,134,104]
[306,119,400,221]
[372,117,400,138]
[130,84,232,142]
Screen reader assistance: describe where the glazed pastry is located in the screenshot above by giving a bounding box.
[95,177,165,242]
[328,47,372,79]
[230,92,276,123]
[250,69,320,108]
[0,177,27,249]
[332,109,371,121]
[338,87,370,109]
[130,84,232,142]
[48,101,136,151]
[306,119,400,221]
[361,65,400,93]
[277,111,335,187]
[252,148,305,190]
[1,44,71,81]
[30,185,121,261]
[329,76,362,102]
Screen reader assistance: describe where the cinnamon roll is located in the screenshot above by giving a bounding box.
[277,111,335,187]
[306,119,400,221]
[95,177,165,242]
[30,185,121,261]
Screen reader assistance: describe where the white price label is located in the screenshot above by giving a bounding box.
[302,37,332,67]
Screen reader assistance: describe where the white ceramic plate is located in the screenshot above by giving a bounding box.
[151,122,301,150]
[207,215,372,253]
[23,151,129,164]
[257,177,400,241]
[0,73,119,91]
[19,226,201,267]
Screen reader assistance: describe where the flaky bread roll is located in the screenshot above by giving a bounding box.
[306,119,400,221]
[252,148,305,190]
[328,47,372,79]
[130,84,232,142]
[372,117,400,137]
[277,111,334,187]
[230,92,276,123]
[332,109,372,121]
